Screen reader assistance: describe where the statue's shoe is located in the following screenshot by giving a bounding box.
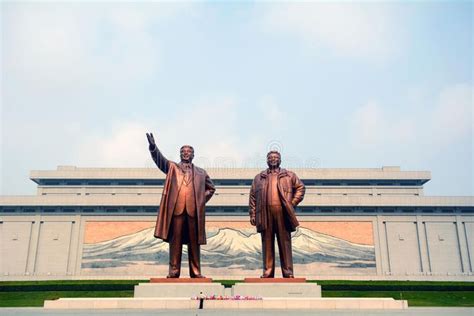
[166,274,180,278]
[260,274,274,278]
[192,274,206,278]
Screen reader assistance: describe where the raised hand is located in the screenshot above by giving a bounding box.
[146,132,156,150]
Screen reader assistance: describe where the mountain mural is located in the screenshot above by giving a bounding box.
[81,227,375,270]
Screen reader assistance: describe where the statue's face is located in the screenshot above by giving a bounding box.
[267,152,281,169]
[180,146,194,163]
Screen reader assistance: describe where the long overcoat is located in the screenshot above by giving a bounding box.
[150,147,215,245]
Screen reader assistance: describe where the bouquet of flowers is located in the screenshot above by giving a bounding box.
[191,294,262,300]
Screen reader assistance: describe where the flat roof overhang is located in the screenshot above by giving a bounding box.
[30,166,431,185]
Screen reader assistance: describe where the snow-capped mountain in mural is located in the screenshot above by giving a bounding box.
[82,227,375,270]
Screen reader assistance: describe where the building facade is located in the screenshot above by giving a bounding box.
[0,165,473,280]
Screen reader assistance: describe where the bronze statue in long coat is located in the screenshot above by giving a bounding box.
[147,133,215,278]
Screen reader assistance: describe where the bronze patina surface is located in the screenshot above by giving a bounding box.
[249,151,306,278]
[146,133,215,278]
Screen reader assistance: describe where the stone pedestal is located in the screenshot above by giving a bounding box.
[232,278,321,297]
[134,278,224,298]
[44,277,408,310]
[244,277,307,283]
[150,277,213,283]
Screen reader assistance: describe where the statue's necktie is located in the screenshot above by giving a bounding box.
[182,164,192,185]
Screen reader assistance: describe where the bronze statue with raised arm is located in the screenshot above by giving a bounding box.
[249,151,305,278]
[146,133,215,278]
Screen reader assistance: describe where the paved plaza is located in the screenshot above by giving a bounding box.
[1,308,473,316]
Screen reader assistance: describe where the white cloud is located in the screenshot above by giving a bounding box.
[0,2,198,194]
[351,101,385,146]
[350,83,473,149]
[260,2,400,59]
[75,96,265,169]
[258,95,285,125]
[2,2,194,96]
[76,121,151,168]
[350,100,416,147]
[431,84,473,145]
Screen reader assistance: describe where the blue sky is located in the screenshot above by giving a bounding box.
[1,1,472,196]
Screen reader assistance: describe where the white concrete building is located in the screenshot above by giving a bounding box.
[0,166,473,280]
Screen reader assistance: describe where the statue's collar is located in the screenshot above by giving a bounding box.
[260,168,287,178]
[178,162,193,171]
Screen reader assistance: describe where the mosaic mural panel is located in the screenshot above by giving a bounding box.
[81,221,376,276]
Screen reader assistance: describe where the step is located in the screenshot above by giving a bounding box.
[44,297,408,310]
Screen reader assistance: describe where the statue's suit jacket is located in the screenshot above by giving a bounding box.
[150,147,215,245]
[249,168,305,232]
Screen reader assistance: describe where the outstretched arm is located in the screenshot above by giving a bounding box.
[204,173,216,203]
[146,132,170,174]
[249,179,256,226]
